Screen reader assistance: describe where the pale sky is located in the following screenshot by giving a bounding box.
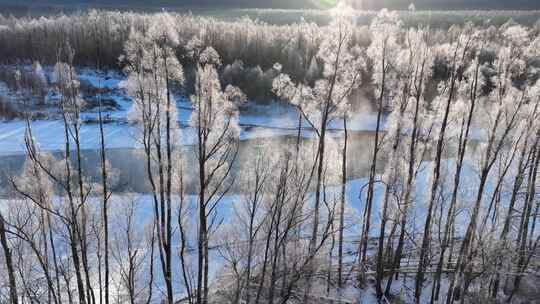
[1,0,539,10]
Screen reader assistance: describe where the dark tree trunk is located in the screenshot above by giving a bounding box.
[0,213,19,304]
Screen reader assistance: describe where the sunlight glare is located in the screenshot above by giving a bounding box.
[329,0,357,18]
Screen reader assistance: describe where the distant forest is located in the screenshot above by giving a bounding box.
[1,0,540,12]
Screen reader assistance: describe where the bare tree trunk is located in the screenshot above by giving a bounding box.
[178,169,193,304]
[447,90,525,304]
[245,162,265,304]
[376,105,404,299]
[384,54,427,298]
[94,30,110,304]
[338,115,348,290]
[21,110,65,304]
[415,47,459,304]
[268,197,285,304]
[360,49,385,267]
[431,72,478,302]
[62,104,87,304]
[47,211,62,304]
[146,221,156,304]
[151,50,172,304]
[311,33,344,256]
[163,50,174,304]
[97,65,110,304]
[327,218,336,296]
[72,73,96,304]
[197,104,208,304]
[507,131,539,302]
[255,155,297,304]
[0,212,19,304]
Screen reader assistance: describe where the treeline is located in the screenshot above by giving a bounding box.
[0,10,365,99]
[0,11,349,71]
[1,10,540,100]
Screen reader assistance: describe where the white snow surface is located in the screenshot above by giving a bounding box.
[0,68,383,155]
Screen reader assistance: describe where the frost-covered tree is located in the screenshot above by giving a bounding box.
[31,61,48,104]
[375,25,435,299]
[273,16,364,261]
[447,24,534,303]
[109,198,155,304]
[186,40,245,304]
[123,16,185,303]
[53,44,97,304]
[429,28,488,303]
[362,9,401,275]
[414,24,478,303]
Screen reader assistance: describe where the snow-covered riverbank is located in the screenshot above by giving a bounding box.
[0,67,382,155]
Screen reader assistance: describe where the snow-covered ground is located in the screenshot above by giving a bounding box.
[0,67,382,156]
[3,67,512,302]
[0,110,381,156]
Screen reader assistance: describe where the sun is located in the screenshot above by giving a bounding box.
[328,1,358,18]
[311,0,361,11]
[310,0,339,9]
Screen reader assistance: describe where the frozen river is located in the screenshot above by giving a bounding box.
[0,130,379,196]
